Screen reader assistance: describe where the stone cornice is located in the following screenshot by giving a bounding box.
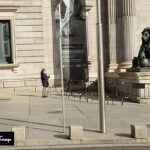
[117,0,136,17]
[0,64,19,69]
[82,5,93,12]
[0,6,19,12]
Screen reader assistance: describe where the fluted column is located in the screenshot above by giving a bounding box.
[119,0,136,71]
[107,0,118,72]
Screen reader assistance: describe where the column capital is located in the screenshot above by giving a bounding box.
[122,0,136,16]
[108,0,116,24]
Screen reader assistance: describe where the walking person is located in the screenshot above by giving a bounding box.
[41,68,50,98]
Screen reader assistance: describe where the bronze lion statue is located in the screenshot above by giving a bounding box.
[132,27,150,68]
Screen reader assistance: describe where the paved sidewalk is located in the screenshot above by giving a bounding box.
[0,91,150,146]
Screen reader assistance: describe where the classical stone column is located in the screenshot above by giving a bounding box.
[83,4,98,81]
[107,0,118,72]
[119,0,136,72]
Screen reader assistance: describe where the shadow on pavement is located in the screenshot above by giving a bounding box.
[115,133,131,138]
[83,129,99,133]
[0,118,99,134]
[146,124,150,128]
[54,134,69,139]
[0,98,10,101]
[15,94,62,98]
[0,122,63,133]
[0,117,64,128]
[15,94,41,97]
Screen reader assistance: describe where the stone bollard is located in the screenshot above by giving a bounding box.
[131,124,147,139]
[69,125,83,140]
[12,126,25,142]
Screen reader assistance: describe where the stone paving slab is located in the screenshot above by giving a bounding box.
[0,91,149,146]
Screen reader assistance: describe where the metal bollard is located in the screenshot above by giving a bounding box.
[112,99,114,105]
[121,97,124,106]
[107,96,109,105]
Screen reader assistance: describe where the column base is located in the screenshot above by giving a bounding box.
[107,63,118,72]
[119,61,132,72]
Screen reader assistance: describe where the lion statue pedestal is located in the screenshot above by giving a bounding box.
[106,71,150,104]
[118,72,150,103]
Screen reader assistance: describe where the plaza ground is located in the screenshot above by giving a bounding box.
[0,90,150,146]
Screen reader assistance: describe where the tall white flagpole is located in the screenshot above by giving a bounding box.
[59,3,66,133]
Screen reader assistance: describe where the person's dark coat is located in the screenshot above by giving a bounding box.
[41,72,50,87]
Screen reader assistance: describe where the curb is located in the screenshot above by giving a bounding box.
[13,138,150,147]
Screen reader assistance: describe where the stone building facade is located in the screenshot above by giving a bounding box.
[0,0,98,92]
[105,0,150,103]
[2,0,150,98]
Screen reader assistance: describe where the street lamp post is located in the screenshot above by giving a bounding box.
[96,0,106,133]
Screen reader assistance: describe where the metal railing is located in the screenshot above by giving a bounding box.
[105,81,131,106]
[64,79,98,101]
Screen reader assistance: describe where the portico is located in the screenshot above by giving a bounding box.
[106,0,150,103]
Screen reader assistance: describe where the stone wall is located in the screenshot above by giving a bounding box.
[0,0,60,90]
[0,0,99,91]
[1,0,46,75]
[0,77,61,93]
